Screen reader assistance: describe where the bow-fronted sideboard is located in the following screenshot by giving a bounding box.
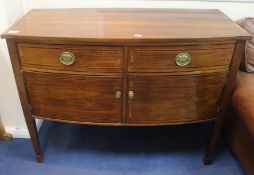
[1,9,251,163]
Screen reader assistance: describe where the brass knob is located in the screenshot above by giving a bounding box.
[60,52,76,65]
[175,53,191,66]
[115,91,121,99]
[128,91,134,101]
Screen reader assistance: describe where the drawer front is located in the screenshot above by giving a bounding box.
[24,72,122,123]
[128,44,234,72]
[18,44,123,72]
[127,73,227,124]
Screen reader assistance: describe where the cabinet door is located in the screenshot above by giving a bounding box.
[127,73,227,124]
[24,72,122,123]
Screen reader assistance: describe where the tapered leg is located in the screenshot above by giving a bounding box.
[203,41,246,165]
[25,118,43,162]
[6,40,44,162]
[203,120,222,165]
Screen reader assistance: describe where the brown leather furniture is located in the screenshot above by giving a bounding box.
[225,18,254,175]
[225,71,254,175]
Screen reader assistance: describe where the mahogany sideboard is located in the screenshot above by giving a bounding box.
[1,9,251,164]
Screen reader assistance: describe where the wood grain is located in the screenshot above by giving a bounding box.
[204,40,246,164]
[6,40,43,162]
[18,43,123,73]
[128,44,234,72]
[2,9,250,163]
[24,72,122,123]
[1,9,251,42]
[127,73,227,124]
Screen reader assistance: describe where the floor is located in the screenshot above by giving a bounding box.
[0,121,244,175]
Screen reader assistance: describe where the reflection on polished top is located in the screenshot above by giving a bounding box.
[1,8,251,41]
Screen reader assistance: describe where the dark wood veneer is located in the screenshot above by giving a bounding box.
[2,9,250,41]
[24,72,122,123]
[1,9,251,164]
[127,73,227,124]
[18,44,123,73]
[128,44,234,72]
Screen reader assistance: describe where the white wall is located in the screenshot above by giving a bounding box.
[0,0,27,138]
[0,0,42,138]
[0,0,254,138]
[21,0,254,20]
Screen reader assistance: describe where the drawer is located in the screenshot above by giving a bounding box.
[128,44,234,72]
[18,44,123,72]
[24,72,122,123]
[127,72,227,124]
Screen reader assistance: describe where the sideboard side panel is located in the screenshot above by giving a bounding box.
[6,40,43,162]
[204,40,246,164]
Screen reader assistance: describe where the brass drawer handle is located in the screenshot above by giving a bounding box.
[128,91,134,101]
[175,53,191,66]
[128,90,134,118]
[115,91,122,99]
[60,52,76,65]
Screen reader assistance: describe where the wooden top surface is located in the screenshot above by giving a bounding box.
[1,8,251,42]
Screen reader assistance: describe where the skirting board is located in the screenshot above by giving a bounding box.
[5,119,43,139]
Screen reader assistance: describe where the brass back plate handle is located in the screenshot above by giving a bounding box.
[128,91,134,102]
[175,53,191,66]
[60,52,76,65]
[128,90,134,118]
[115,91,122,99]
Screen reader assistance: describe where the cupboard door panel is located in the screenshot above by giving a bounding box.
[127,73,227,124]
[24,72,122,123]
